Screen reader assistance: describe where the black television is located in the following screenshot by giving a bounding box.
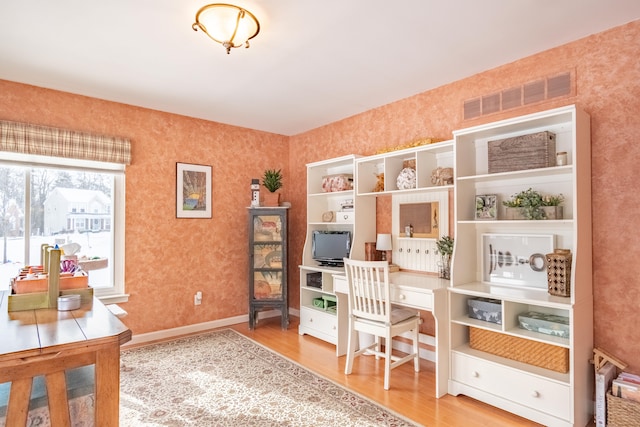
[312,230,351,267]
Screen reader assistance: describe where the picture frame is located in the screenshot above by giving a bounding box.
[398,202,439,238]
[176,162,212,218]
[481,233,554,288]
[475,194,497,220]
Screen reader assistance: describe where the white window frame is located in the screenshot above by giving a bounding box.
[1,152,128,303]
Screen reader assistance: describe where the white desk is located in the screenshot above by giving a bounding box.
[333,271,448,397]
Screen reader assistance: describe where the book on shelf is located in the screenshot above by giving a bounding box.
[595,361,617,427]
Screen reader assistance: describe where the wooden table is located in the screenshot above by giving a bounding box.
[0,290,131,426]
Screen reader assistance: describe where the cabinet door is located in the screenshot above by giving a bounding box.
[250,211,286,302]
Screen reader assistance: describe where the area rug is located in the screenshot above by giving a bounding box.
[119,329,420,427]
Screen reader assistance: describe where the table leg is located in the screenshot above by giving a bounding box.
[46,370,71,427]
[95,344,121,426]
[6,377,32,427]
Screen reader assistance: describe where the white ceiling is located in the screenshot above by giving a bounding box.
[1,1,639,136]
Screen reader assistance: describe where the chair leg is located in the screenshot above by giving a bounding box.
[383,333,392,390]
[344,321,358,375]
[412,325,420,372]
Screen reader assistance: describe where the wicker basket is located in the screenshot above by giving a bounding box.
[607,392,640,426]
[469,327,569,373]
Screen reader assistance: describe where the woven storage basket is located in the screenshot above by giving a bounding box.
[469,327,569,373]
[607,392,640,426]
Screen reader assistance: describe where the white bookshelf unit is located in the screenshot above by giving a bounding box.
[298,155,376,355]
[448,105,593,426]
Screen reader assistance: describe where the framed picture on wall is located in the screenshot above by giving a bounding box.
[176,162,212,218]
[481,233,554,288]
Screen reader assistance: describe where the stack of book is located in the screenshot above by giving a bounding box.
[612,371,640,402]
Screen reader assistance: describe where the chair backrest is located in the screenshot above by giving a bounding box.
[343,258,391,324]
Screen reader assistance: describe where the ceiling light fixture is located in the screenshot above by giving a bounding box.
[192,3,260,54]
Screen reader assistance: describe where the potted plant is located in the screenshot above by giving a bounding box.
[502,188,564,220]
[262,168,283,207]
[435,235,454,279]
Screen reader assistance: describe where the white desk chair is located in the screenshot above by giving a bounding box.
[343,258,421,390]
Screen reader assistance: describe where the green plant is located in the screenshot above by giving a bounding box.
[262,169,283,193]
[502,188,564,219]
[435,235,454,257]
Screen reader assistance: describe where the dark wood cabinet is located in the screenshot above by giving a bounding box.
[248,207,288,329]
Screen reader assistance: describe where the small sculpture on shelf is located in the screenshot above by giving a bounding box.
[431,167,453,186]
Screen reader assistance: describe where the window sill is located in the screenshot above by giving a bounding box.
[97,293,129,304]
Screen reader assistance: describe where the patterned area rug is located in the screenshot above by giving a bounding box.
[119,329,420,427]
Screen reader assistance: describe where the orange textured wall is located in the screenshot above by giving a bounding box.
[290,20,640,370]
[1,19,639,371]
[0,81,289,334]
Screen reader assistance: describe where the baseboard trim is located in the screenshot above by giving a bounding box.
[122,308,435,363]
[122,309,286,349]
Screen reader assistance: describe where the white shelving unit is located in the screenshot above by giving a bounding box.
[298,155,376,355]
[355,141,454,196]
[355,141,454,273]
[448,105,593,427]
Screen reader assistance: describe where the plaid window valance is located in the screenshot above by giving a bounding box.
[0,120,131,165]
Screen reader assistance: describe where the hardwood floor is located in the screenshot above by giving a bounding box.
[228,315,543,427]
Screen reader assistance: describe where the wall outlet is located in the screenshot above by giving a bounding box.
[194,291,202,305]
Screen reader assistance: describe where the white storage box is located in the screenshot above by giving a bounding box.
[335,211,354,223]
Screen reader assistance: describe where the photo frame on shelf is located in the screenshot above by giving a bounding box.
[176,162,212,218]
[481,233,554,288]
[475,194,498,220]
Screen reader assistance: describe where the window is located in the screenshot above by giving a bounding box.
[0,155,127,302]
[1,120,130,302]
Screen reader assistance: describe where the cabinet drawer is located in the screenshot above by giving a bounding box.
[300,307,337,339]
[451,352,570,420]
[333,275,348,294]
[391,287,433,310]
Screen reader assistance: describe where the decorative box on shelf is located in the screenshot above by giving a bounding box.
[504,206,563,220]
[488,131,556,174]
[518,311,570,338]
[322,174,353,192]
[467,297,502,324]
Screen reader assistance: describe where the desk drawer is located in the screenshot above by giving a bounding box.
[391,287,433,310]
[300,307,337,341]
[451,352,570,420]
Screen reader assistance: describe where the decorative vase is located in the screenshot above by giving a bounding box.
[438,256,451,280]
[263,192,280,207]
[505,207,527,220]
[540,206,563,220]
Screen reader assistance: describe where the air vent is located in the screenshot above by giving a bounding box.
[463,70,574,120]
[464,98,481,120]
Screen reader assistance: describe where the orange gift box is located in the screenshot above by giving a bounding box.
[12,275,89,294]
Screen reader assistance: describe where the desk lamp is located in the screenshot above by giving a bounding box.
[376,233,399,272]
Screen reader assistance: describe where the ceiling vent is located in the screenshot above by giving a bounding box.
[463,70,574,120]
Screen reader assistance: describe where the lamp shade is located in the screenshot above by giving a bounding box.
[376,234,392,251]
